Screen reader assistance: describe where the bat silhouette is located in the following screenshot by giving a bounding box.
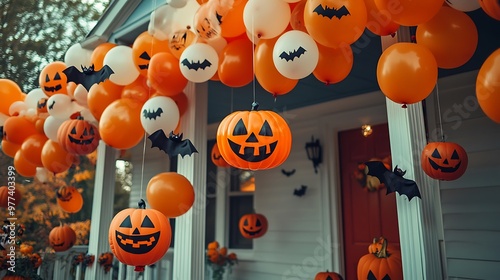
[143,108,164,120]
[181,59,212,70]
[48,100,55,110]
[313,4,350,19]
[293,185,307,197]
[148,129,198,158]
[63,64,114,91]
[365,161,421,201]
[279,47,307,62]
[281,169,296,177]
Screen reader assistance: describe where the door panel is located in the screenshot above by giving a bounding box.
[338,123,400,280]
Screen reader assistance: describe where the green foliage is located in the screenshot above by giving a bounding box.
[0,0,110,92]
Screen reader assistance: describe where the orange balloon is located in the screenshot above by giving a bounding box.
[363,0,399,36]
[99,98,145,150]
[39,61,68,96]
[476,48,500,123]
[313,43,353,85]
[221,0,248,38]
[304,0,367,48]
[121,75,152,104]
[148,52,188,97]
[14,150,37,177]
[146,172,195,218]
[416,7,478,69]
[91,42,117,70]
[290,0,308,33]
[210,70,221,81]
[254,37,298,96]
[87,80,124,121]
[35,118,46,134]
[3,116,38,144]
[374,0,444,26]
[57,186,84,213]
[132,31,171,77]
[1,140,21,158]
[171,91,189,117]
[41,140,75,174]
[480,0,500,20]
[20,134,48,167]
[377,42,438,107]
[218,37,254,87]
[169,29,197,60]
[0,79,24,115]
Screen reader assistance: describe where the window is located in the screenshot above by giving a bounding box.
[228,168,255,249]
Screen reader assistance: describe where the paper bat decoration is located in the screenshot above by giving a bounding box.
[281,169,296,177]
[63,64,114,91]
[181,58,212,70]
[293,185,307,197]
[279,47,306,62]
[143,108,164,120]
[313,4,350,19]
[365,161,421,201]
[148,129,198,158]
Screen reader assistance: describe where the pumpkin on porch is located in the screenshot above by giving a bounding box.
[108,199,171,272]
[0,185,22,208]
[357,238,402,280]
[239,213,268,239]
[57,115,100,155]
[2,276,26,280]
[368,237,397,255]
[216,102,292,170]
[314,270,344,280]
[49,224,77,252]
[421,141,468,181]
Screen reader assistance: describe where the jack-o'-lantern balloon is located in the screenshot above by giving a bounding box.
[211,142,230,167]
[216,102,292,170]
[169,29,197,59]
[49,224,77,252]
[132,31,170,77]
[194,0,235,40]
[421,142,468,181]
[109,199,172,272]
[57,186,84,213]
[239,213,268,239]
[57,115,100,155]
[37,98,49,115]
[39,61,68,96]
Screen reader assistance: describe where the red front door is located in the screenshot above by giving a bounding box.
[338,123,400,280]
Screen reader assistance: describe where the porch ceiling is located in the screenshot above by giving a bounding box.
[104,3,500,124]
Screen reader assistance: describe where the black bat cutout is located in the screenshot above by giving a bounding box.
[313,4,350,19]
[293,185,307,197]
[148,129,198,158]
[63,64,114,91]
[281,169,296,177]
[365,161,421,201]
[279,47,306,62]
[143,108,164,120]
[181,58,212,70]
[367,270,390,280]
[48,100,56,110]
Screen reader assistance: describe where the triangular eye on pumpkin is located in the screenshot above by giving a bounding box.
[421,141,468,181]
[239,213,268,239]
[132,31,170,77]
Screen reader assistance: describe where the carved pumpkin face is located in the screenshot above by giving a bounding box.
[132,31,170,77]
[109,206,171,271]
[216,104,292,170]
[211,142,230,167]
[57,186,83,213]
[421,141,468,181]
[39,61,68,96]
[49,224,77,252]
[169,29,197,59]
[357,238,402,280]
[239,213,268,239]
[57,116,100,155]
[37,97,49,115]
[314,271,344,280]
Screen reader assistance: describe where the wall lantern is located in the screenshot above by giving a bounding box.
[361,124,373,137]
[305,136,322,173]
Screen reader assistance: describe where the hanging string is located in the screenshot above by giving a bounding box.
[251,5,257,106]
[434,83,445,142]
[230,87,234,113]
[139,133,148,199]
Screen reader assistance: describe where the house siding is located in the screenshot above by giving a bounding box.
[428,71,500,279]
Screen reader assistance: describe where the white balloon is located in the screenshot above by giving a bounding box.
[446,0,481,12]
[9,101,28,116]
[73,84,89,107]
[47,94,74,120]
[24,88,48,110]
[71,101,87,117]
[148,1,200,41]
[140,96,180,135]
[243,0,291,39]
[283,0,301,2]
[25,108,38,120]
[179,43,219,83]
[80,108,98,126]
[103,45,140,86]
[64,43,93,69]
[205,36,227,55]
[43,116,65,142]
[0,112,8,126]
[167,0,188,8]
[273,30,319,79]
[35,167,50,183]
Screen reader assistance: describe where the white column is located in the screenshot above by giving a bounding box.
[172,82,208,280]
[382,26,443,279]
[85,141,117,280]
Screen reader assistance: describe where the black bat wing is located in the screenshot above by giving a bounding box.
[170,138,198,158]
[365,161,391,186]
[293,185,307,196]
[90,65,114,88]
[337,6,351,18]
[387,173,422,201]
[279,51,292,61]
[313,4,330,18]
[295,47,306,57]
[281,169,296,177]
[181,58,193,69]
[63,66,86,86]
[199,60,212,70]
[148,129,170,153]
